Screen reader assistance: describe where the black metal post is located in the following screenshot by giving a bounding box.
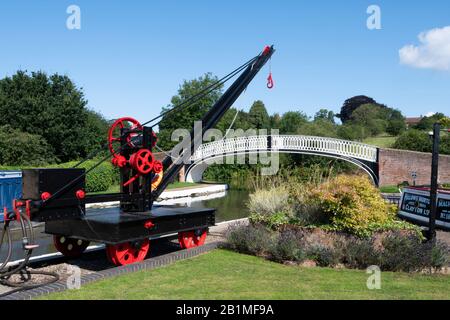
[428,122,440,241]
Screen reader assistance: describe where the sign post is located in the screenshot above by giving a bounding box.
[428,123,440,241]
[411,171,417,186]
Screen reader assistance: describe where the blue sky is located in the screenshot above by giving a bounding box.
[0,0,449,122]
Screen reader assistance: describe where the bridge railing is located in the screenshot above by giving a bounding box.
[190,135,378,163]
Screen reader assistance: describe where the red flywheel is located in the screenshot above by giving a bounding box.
[108,117,143,156]
[178,230,207,249]
[106,239,150,266]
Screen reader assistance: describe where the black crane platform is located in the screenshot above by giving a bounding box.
[44,206,215,245]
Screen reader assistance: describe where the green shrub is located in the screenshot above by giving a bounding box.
[249,211,290,230]
[247,186,293,229]
[430,242,450,269]
[378,232,445,272]
[225,223,273,256]
[247,186,291,216]
[393,129,432,153]
[269,230,306,263]
[306,244,341,267]
[343,238,380,269]
[225,225,449,272]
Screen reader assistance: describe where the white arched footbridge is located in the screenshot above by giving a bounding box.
[185,135,379,185]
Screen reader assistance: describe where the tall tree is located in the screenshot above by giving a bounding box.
[279,111,309,134]
[338,95,377,123]
[314,109,335,123]
[0,71,106,162]
[248,100,270,130]
[158,73,223,150]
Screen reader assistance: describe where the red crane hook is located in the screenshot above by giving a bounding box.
[267,73,274,89]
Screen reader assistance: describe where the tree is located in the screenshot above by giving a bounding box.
[0,71,106,162]
[0,125,56,166]
[279,111,308,134]
[297,119,338,138]
[158,73,223,150]
[414,113,446,131]
[386,119,406,136]
[349,104,387,136]
[393,129,432,153]
[248,100,270,130]
[314,109,335,124]
[338,95,377,123]
[270,113,281,129]
[337,123,368,141]
[83,109,109,156]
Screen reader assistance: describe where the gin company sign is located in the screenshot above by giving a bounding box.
[398,187,450,231]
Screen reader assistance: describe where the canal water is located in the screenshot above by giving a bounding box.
[1,189,250,261]
[191,189,250,222]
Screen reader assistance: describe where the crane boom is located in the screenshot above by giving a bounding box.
[153,45,275,200]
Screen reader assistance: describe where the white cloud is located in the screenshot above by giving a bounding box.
[425,112,436,117]
[399,26,450,71]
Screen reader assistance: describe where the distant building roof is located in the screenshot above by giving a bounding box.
[405,117,423,126]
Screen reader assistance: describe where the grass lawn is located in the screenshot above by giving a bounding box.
[41,249,450,300]
[363,135,397,148]
[379,185,401,193]
[166,181,202,190]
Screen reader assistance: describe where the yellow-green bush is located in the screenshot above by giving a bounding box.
[309,175,396,237]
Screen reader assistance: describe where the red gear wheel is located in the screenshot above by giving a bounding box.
[53,235,90,258]
[108,117,142,156]
[178,230,207,249]
[129,149,154,175]
[105,239,150,266]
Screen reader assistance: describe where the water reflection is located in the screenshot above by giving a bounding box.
[156,189,250,223]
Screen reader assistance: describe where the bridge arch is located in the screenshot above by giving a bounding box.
[185,135,379,185]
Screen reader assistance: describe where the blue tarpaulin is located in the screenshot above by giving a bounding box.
[0,171,22,220]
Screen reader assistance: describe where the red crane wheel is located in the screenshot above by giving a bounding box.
[129,149,154,175]
[106,239,150,266]
[108,117,143,156]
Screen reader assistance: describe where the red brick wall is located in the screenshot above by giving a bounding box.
[379,148,450,186]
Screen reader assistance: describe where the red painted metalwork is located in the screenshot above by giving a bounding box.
[144,220,155,229]
[153,160,163,174]
[108,117,143,156]
[40,192,51,201]
[105,239,150,266]
[53,235,90,258]
[111,155,127,168]
[267,73,274,89]
[129,149,154,175]
[75,190,86,200]
[178,230,207,249]
[262,45,271,56]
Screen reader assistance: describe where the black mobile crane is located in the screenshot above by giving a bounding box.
[2,46,275,268]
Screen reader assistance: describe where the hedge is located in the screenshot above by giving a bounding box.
[54,160,117,193]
